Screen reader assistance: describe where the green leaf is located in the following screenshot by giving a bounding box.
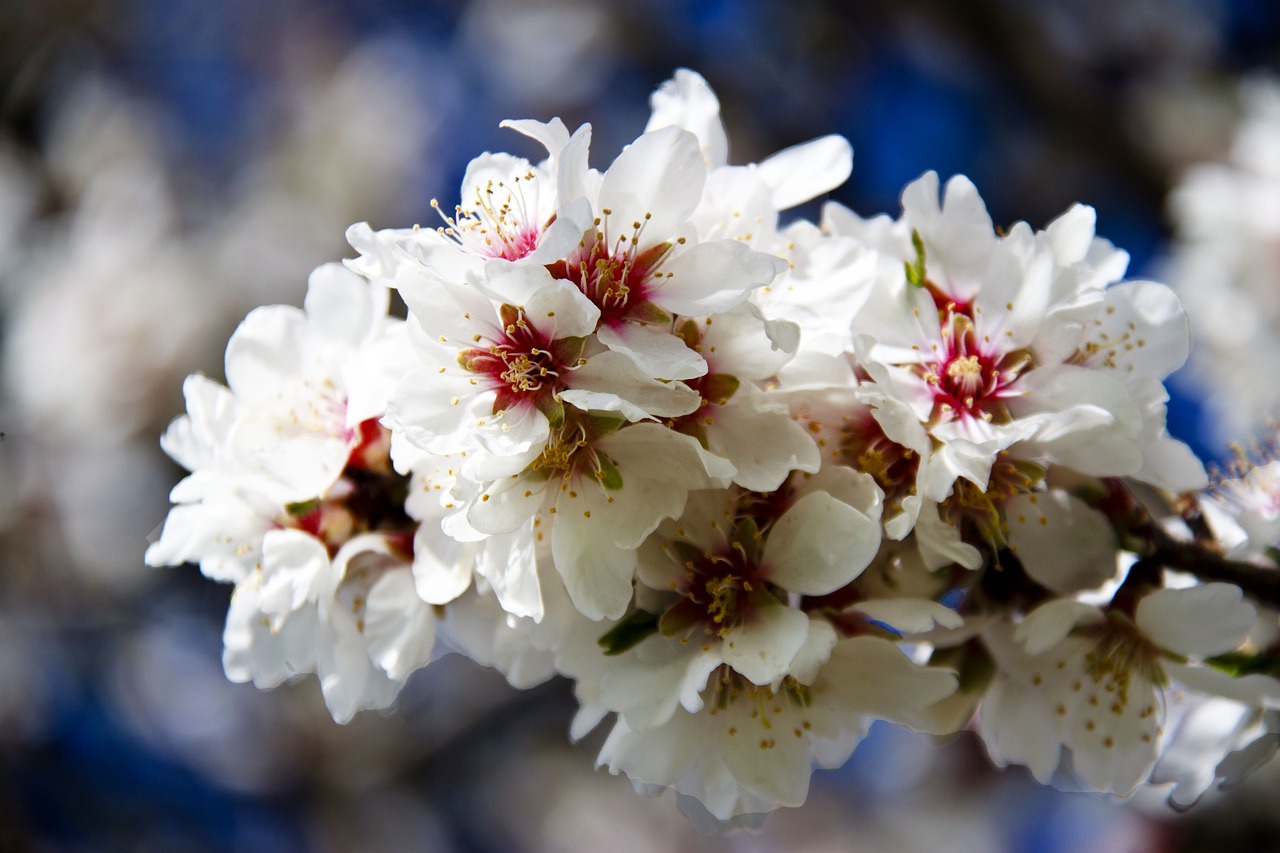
[1206,651,1280,678]
[598,609,660,655]
[904,228,927,288]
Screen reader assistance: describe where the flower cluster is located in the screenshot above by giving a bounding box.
[149,69,1280,825]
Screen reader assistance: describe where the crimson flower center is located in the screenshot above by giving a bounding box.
[661,538,769,639]
[546,218,673,326]
[922,313,1030,423]
[457,309,562,414]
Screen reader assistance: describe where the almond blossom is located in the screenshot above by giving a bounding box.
[980,583,1277,794]
[140,66,1280,829]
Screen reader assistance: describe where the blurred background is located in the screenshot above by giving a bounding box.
[2,0,1280,850]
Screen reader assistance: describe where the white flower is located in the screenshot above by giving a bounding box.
[613,470,884,703]
[646,68,853,257]
[1202,458,1280,558]
[979,583,1275,795]
[455,418,734,621]
[147,264,413,580]
[224,530,434,723]
[1150,696,1279,810]
[221,263,409,501]
[849,174,1145,487]
[591,619,956,821]
[351,112,785,386]
[559,469,954,823]
[383,268,700,472]
[662,304,819,492]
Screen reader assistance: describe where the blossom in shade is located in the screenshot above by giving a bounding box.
[980,583,1275,795]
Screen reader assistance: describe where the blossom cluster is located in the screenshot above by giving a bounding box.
[148,69,1280,825]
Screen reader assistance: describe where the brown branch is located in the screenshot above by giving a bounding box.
[1101,479,1280,608]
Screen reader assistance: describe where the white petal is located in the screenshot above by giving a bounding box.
[720,603,810,685]
[851,598,964,633]
[499,117,570,160]
[595,322,706,381]
[787,616,839,685]
[1009,364,1143,476]
[1006,491,1118,595]
[411,520,474,605]
[645,69,728,168]
[467,472,543,536]
[1016,598,1103,656]
[979,674,1065,782]
[303,263,384,348]
[756,135,853,210]
[1164,661,1280,704]
[822,636,959,729]
[763,491,880,594]
[653,240,784,316]
[258,529,331,617]
[363,568,435,681]
[562,349,702,419]
[699,303,798,379]
[598,126,705,243]
[1043,204,1096,264]
[223,305,306,403]
[1137,584,1256,658]
[552,502,636,620]
[476,528,544,621]
[706,399,819,492]
[911,498,983,570]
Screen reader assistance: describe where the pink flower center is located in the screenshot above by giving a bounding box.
[457,305,567,414]
[921,312,1031,424]
[431,173,544,261]
[546,219,674,326]
[661,537,768,639]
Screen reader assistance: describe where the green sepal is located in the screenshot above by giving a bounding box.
[535,393,565,430]
[904,228,927,288]
[929,639,997,694]
[627,299,672,326]
[667,539,706,570]
[730,516,761,565]
[581,412,627,439]
[594,452,624,491]
[498,303,522,332]
[598,609,660,655]
[702,373,740,406]
[550,335,586,367]
[633,241,672,274]
[676,318,702,350]
[284,498,320,517]
[658,600,703,638]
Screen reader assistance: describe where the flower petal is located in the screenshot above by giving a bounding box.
[1137,584,1256,658]
[763,491,880,594]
